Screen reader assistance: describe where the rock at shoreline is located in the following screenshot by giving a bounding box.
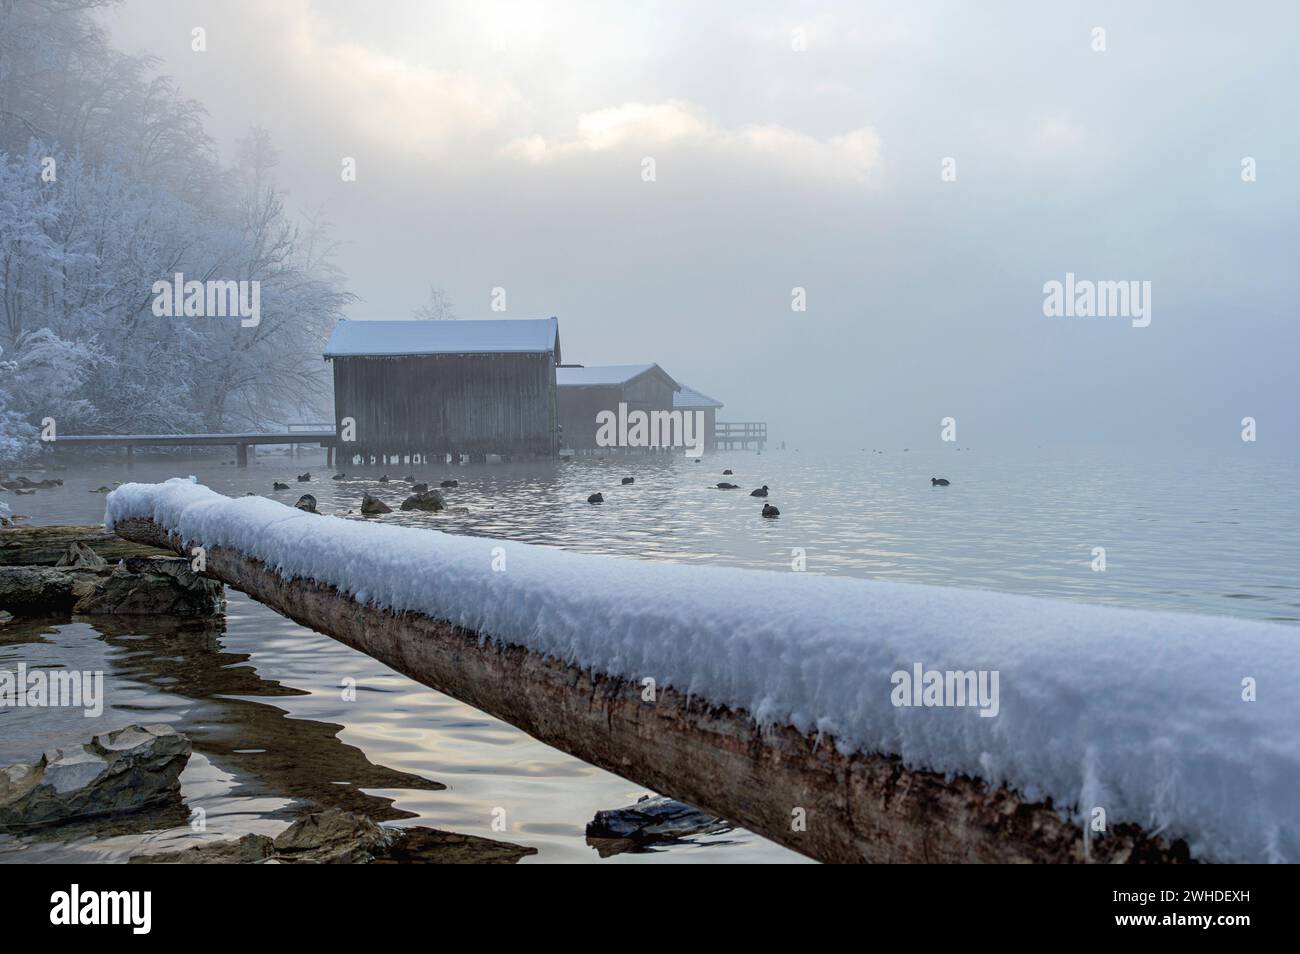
[295,494,318,514]
[360,494,391,515]
[0,725,191,831]
[399,490,445,512]
[0,555,223,616]
[54,541,107,568]
[130,808,537,864]
[72,557,225,616]
[273,807,395,863]
[0,564,103,612]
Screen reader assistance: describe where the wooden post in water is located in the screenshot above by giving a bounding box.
[110,515,1190,865]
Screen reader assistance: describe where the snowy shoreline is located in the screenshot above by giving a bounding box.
[107,478,1300,863]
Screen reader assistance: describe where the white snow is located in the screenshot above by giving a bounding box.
[106,478,1300,863]
[557,364,673,387]
[323,318,559,358]
[673,384,724,409]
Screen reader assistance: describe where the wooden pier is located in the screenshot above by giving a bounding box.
[714,421,767,451]
[55,430,338,468]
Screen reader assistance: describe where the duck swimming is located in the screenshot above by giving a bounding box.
[931,477,950,486]
[750,485,769,497]
[762,504,780,518]
[587,492,604,503]
[716,482,740,490]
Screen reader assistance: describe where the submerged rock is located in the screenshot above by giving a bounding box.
[0,725,191,831]
[399,490,445,512]
[360,494,391,515]
[1,477,62,491]
[295,494,318,514]
[586,795,730,850]
[131,808,537,865]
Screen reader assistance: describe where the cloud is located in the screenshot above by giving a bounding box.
[501,99,883,184]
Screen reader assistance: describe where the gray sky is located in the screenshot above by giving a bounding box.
[103,0,1299,452]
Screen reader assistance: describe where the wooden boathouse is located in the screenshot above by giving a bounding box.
[324,318,561,462]
[555,363,681,453]
[672,384,724,453]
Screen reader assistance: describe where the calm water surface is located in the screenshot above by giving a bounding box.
[2,446,1296,863]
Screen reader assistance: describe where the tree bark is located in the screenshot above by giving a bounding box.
[111,516,1193,865]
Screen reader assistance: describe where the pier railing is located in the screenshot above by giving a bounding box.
[714,421,766,450]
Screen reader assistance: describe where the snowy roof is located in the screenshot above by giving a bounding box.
[324,318,559,359]
[106,477,1300,864]
[556,363,679,390]
[673,384,724,409]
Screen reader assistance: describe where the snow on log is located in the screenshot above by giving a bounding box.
[107,478,1299,863]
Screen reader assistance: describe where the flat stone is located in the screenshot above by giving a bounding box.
[0,724,191,830]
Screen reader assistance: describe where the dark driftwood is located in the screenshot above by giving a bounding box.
[112,516,1192,864]
[0,525,169,566]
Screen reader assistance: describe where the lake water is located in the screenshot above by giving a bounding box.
[2,445,1297,863]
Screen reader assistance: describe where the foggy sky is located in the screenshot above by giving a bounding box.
[101,1,1300,453]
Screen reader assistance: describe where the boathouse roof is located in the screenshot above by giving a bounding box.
[556,363,680,390]
[673,384,724,409]
[324,318,560,360]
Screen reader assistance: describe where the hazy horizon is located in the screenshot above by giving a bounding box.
[100,0,1299,453]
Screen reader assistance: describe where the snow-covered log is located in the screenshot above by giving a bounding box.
[107,479,1300,863]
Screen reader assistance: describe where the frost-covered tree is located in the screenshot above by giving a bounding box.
[0,2,353,465]
[413,286,458,321]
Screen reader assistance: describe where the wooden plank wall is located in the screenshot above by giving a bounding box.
[332,352,557,460]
